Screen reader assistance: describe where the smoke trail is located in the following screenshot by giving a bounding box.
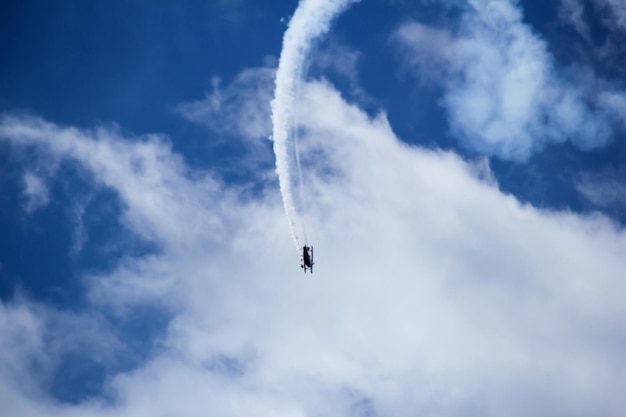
[293,91,308,245]
[271,0,360,252]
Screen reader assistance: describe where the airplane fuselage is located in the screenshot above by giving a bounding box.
[301,245,313,273]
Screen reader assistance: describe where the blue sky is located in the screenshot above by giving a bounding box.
[2,0,626,415]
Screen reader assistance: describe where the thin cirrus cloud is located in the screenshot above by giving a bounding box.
[393,0,626,161]
[594,0,626,29]
[1,77,626,415]
[21,172,50,213]
[559,0,626,83]
[560,0,626,35]
[176,67,276,142]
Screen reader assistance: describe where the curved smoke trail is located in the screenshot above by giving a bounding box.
[271,0,360,252]
[292,76,309,245]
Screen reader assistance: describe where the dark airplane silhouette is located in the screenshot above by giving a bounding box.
[301,245,313,273]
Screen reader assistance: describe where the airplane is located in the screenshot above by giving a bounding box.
[301,245,313,273]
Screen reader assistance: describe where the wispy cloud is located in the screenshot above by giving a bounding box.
[1,78,626,415]
[394,0,625,161]
[577,166,626,211]
[0,115,228,252]
[587,0,626,31]
[311,41,371,104]
[176,67,276,143]
[558,0,626,77]
[393,23,455,85]
[22,172,49,213]
[559,0,591,39]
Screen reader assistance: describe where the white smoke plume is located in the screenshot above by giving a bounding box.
[271,0,360,252]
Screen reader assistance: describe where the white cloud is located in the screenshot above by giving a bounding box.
[0,300,49,393]
[559,0,590,39]
[468,156,497,186]
[312,41,372,105]
[314,42,361,83]
[394,1,621,160]
[392,22,455,84]
[1,80,626,416]
[0,116,231,254]
[591,0,626,31]
[0,295,124,415]
[22,172,49,213]
[558,0,626,80]
[598,89,626,122]
[177,67,276,142]
[577,170,626,209]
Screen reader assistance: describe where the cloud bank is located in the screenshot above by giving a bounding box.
[1,77,626,416]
